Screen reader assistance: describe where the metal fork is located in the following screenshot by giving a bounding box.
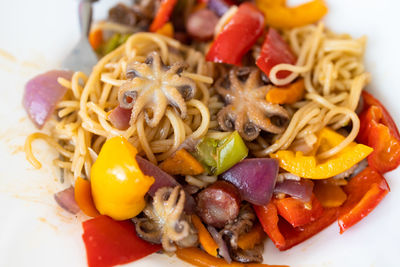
[62,0,98,75]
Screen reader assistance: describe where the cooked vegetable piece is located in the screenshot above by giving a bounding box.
[256,0,328,28]
[274,179,314,203]
[271,128,373,179]
[196,181,241,228]
[102,33,130,55]
[266,78,305,104]
[253,203,286,249]
[206,3,264,65]
[91,136,154,220]
[176,247,288,267]
[216,131,249,175]
[207,0,233,17]
[54,186,80,214]
[74,177,100,217]
[221,158,279,205]
[254,202,339,251]
[273,194,324,228]
[150,0,178,32]
[160,148,205,176]
[192,214,219,257]
[277,207,339,251]
[89,28,103,50]
[82,215,161,267]
[155,22,175,37]
[207,225,232,263]
[314,181,347,208]
[256,28,296,81]
[23,70,73,128]
[237,224,265,250]
[195,131,248,175]
[338,167,389,233]
[136,155,196,213]
[357,91,400,173]
[186,8,219,40]
[108,105,132,130]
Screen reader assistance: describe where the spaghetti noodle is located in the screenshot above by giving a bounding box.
[253,22,368,158]
[26,32,219,183]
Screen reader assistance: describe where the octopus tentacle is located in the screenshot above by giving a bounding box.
[129,89,154,124]
[235,111,260,141]
[257,101,290,119]
[247,108,284,134]
[145,91,168,127]
[217,106,236,131]
[163,85,187,118]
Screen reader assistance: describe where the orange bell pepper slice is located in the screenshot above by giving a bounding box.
[314,181,347,208]
[176,247,288,267]
[273,194,324,228]
[155,22,175,38]
[237,223,266,250]
[338,167,390,233]
[191,214,219,257]
[74,177,100,217]
[256,0,328,29]
[150,0,178,32]
[266,79,305,104]
[89,28,103,51]
[159,148,205,176]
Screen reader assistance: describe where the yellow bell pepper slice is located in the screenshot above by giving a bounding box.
[271,128,373,179]
[256,0,328,29]
[91,136,154,220]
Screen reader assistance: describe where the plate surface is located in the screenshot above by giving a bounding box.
[0,0,400,266]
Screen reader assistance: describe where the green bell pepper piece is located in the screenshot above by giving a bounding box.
[195,131,248,175]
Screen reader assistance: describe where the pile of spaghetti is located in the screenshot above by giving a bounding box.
[22,1,400,267]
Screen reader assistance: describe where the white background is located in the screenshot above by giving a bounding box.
[0,0,400,266]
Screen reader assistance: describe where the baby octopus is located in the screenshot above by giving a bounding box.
[118,51,196,127]
[134,186,198,253]
[216,68,290,141]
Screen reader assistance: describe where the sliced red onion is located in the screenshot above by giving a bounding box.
[208,0,232,17]
[23,70,73,128]
[108,105,132,130]
[274,179,314,203]
[207,226,232,263]
[221,158,279,206]
[136,156,195,213]
[54,186,80,214]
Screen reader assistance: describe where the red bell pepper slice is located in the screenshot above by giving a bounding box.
[254,200,338,251]
[253,203,286,248]
[273,194,324,228]
[361,91,400,139]
[338,167,390,233]
[150,0,178,32]
[357,91,400,173]
[206,2,264,65]
[256,28,296,81]
[277,207,339,251]
[82,215,161,267]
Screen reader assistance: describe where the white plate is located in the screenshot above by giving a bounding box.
[1,0,400,266]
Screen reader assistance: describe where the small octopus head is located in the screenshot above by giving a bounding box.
[118,52,196,128]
